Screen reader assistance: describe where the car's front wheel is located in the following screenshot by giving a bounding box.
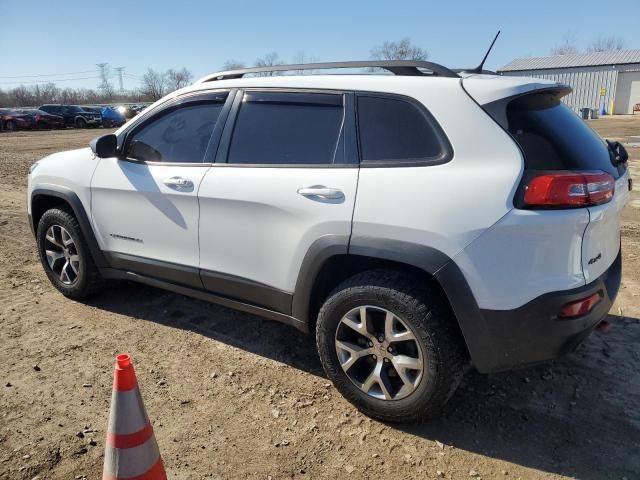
[36,208,103,299]
[75,118,87,129]
[316,270,467,423]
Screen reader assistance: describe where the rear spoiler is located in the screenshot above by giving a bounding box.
[463,82,571,130]
[462,74,571,105]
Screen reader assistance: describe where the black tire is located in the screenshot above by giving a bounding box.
[75,117,87,129]
[36,208,103,299]
[5,120,16,131]
[37,121,48,130]
[316,269,467,423]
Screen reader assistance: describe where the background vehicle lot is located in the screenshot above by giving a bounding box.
[0,122,639,478]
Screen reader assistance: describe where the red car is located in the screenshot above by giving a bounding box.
[0,108,64,131]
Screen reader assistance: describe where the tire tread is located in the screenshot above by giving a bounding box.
[316,269,467,423]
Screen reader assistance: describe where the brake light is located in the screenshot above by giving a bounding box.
[558,291,602,318]
[524,171,614,208]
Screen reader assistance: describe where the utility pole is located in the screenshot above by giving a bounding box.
[96,63,109,91]
[114,67,125,93]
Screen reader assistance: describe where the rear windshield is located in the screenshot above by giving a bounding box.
[507,93,622,178]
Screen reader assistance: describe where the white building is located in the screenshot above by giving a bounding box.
[498,50,640,114]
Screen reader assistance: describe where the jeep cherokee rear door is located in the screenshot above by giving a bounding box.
[197,90,358,313]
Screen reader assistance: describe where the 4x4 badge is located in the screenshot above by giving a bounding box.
[588,253,602,265]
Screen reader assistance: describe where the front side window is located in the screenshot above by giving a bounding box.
[227,92,344,165]
[126,99,226,163]
[357,95,449,164]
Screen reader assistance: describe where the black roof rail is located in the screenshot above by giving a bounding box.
[197,60,461,83]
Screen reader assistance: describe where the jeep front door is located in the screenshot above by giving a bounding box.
[91,91,231,287]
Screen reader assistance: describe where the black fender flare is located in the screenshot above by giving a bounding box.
[294,235,500,373]
[30,186,108,268]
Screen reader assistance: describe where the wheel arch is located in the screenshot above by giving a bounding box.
[294,237,499,372]
[30,187,108,268]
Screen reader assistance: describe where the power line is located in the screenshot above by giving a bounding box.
[0,76,101,85]
[0,70,96,79]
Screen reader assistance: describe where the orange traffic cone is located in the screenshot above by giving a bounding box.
[103,354,167,480]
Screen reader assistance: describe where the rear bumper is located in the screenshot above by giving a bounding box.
[474,250,621,372]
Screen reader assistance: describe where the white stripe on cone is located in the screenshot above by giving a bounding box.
[107,386,149,435]
[104,439,161,478]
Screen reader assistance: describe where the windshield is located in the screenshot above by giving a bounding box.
[16,109,46,114]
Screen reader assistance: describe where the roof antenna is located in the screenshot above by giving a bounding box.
[469,30,501,73]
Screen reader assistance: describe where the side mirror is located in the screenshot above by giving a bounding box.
[89,134,117,158]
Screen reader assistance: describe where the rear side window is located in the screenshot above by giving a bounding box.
[357,95,449,165]
[507,93,621,178]
[227,92,344,165]
[126,100,225,163]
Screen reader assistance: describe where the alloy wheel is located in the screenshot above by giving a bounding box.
[335,305,424,400]
[44,225,80,285]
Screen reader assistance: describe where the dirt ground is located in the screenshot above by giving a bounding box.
[0,118,638,480]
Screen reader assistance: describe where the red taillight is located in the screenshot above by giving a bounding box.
[558,291,602,318]
[524,171,614,208]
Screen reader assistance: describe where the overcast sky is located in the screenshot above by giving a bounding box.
[1,0,638,90]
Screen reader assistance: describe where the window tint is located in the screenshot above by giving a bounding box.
[227,92,344,165]
[507,93,622,178]
[357,95,446,163]
[127,101,225,163]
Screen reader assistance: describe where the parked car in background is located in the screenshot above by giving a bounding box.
[0,108,36,131]
[100,106,127,128]
[15,109,65,129]
[39,105,101,128]
[0,108,12,131]
[115,105,137,119]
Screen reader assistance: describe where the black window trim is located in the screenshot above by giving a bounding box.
[214,87,359,169]
[117,88,236,166]
[355,91,453,168]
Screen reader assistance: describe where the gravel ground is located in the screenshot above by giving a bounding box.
[0,120,639,480]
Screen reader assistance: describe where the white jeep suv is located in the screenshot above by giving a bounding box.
[27,61,630,422]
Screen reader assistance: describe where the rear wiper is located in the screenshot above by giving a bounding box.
[606,140,629,166]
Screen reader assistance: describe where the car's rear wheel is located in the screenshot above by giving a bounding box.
[5,120,16,131]
[36,208,103,299]
[75,118,87,129]
[37,121,48,130]
[316,269,467,423]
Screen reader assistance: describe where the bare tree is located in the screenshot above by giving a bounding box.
[140,68,166,101]
[222,60,246,71]
[370,38,429,61]
[587,36,625,52]
[166,68,194,91]
[254,52,283,75]
[550,32,579,55]
[291,51,319,74]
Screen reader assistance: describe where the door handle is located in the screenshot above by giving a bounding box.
[297,186,344,199]
[163,176,193,190]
